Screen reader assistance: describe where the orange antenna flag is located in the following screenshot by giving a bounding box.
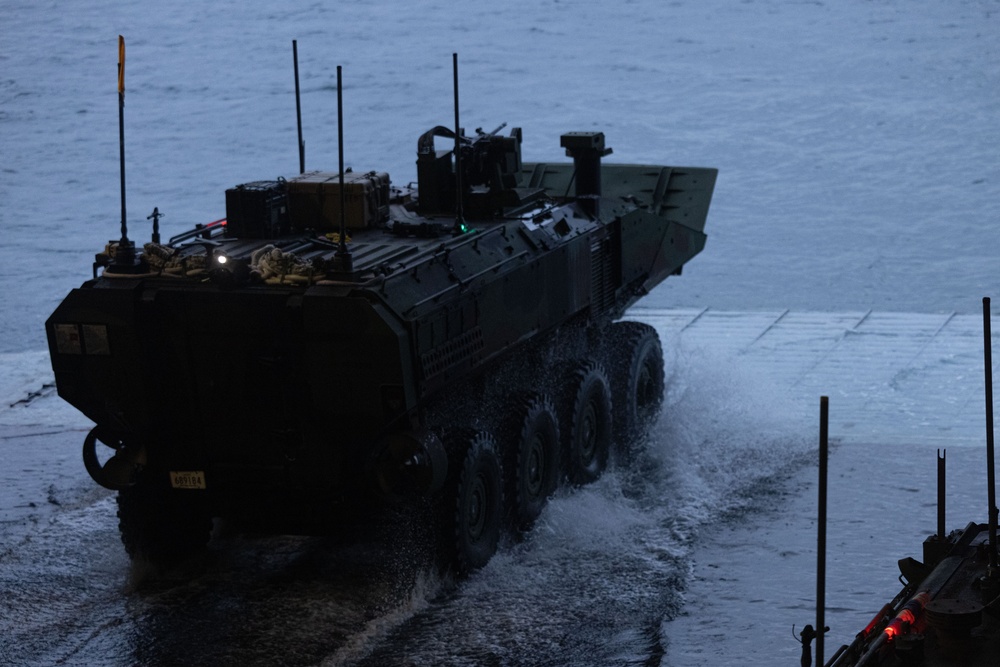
[117,35,125,94]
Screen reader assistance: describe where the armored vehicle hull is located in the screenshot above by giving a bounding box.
[47,57,716,570]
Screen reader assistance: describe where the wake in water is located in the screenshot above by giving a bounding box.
[336,335,817,667]
[651,336,817,524]
[0,332,817,667]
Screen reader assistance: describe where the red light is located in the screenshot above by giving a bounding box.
[863,604,892,637]
[882,592,930,641]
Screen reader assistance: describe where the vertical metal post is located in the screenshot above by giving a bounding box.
[293,40,305,174]
[334,65,352,273]
[937,449,946,543]
[118,36,127,244]
[452,53,465,232]
[817,395,828,667]
[147,207,161,245]
[984,297,998,570]
[113,35,137,270]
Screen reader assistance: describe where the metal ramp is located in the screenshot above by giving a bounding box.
[630,307,997,447]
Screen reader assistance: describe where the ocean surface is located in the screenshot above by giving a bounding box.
[3,0,998,354]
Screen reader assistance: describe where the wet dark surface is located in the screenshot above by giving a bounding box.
[1,421,786,667]
[2,338,818,667]
[1,497,679,666]
[2,456,439,667]
[4,311,998,665]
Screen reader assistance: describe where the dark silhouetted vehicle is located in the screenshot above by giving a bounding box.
[47,53,716,571]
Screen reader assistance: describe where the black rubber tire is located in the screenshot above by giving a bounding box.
[117,480,212,564]
[563,362,613,485]
[505,394,561,530]
[606,321,665,449]
[447,431,504,573]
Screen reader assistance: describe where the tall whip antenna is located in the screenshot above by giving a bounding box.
[113,35,138,270]
[984,297,998,573]
[293,40,305,174]
[334,65,353,273]
[452,53,466,234]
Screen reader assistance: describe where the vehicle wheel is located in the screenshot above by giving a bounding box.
[607,321,665,449]
[447,431,504,573]
[506,394,560,530]
[563,362,613,485]
[117,480,212,564]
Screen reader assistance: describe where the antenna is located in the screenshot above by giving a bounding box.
[937,448,946,545]
[816,395,829,667]
[984,297,998,574]
[147,207,162,244]
[293,40,305,174]
[113,35,139,271]
[798,396,830,667]
[452,53,466,234]
[334,65,353,273]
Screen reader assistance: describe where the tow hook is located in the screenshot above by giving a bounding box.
[374,430,448,498]
[82,426,147,490]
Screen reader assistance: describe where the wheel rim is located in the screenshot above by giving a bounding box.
[452,433,503,571]
[579,400,598,464]
[564,363,611,485]
[525,433,546,498]
[636,358,657,417]
[467,472,488,541]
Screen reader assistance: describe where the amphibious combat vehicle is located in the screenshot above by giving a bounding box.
[46,47,717,570]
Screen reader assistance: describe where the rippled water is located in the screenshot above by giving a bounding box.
[3,0,998,354]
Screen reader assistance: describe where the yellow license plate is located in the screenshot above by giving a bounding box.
[170,471,207,489]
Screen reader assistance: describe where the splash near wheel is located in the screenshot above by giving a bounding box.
[564,362,613,485]
[607,321,665,450]
[117,479,212,564]
[450,431,504,573]
[507,394,561,529]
